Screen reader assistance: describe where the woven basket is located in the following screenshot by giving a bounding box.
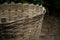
[0,3,46,40]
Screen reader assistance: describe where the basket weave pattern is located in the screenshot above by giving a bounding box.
[0,3,45,40]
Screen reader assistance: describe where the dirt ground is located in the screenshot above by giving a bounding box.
[40,15,60,40]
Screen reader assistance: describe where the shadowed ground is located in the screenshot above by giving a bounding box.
[40,15,60,40]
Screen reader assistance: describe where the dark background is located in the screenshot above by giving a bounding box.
[43,0,60,17]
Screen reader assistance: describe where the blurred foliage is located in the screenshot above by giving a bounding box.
[0,0,60,8]
[0,0,60,9]
[0,0,60,16]
[0,0,43,5]
[0,0,5,4]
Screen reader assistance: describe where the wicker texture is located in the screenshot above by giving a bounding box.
[0,3,46,40]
